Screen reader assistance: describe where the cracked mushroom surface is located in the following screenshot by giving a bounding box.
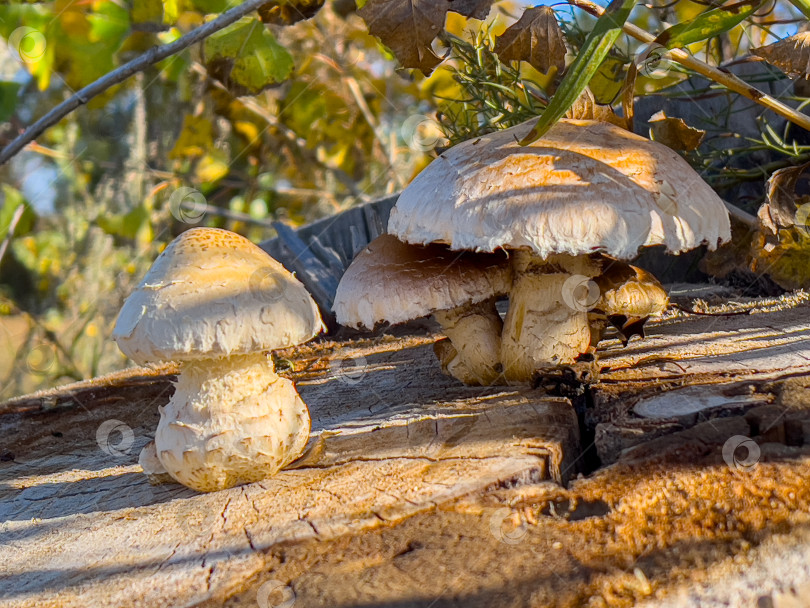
[113,227,323,492]
[388,118,730,382]
[333,234,510,385]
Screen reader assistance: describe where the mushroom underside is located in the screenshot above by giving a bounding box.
[154,353,310,492]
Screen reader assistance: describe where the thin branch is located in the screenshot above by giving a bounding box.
[569,0,810,134]
[0,0,270,167]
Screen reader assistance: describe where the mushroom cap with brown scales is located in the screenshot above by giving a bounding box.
[333,234,511,329]
[334,234,511,385]
[594,261,669,319]
[113,227,323,365]
[591,260,670,347]
[388,118,731,259]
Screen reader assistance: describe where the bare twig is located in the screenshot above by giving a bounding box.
[0,0,271,167]
[569,0,810,133]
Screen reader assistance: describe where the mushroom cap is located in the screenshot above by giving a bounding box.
[333,234,510,329]
[388,118,731,259]
[594,261,669,317]
[113,228,323,365]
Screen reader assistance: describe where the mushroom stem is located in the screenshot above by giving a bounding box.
[500,251,600,383]
[432,298,503,385]
[155,352,310,492]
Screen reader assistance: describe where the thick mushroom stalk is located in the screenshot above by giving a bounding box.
[154,353,310,493]
[501,251,600,383]
[432,297,503,385]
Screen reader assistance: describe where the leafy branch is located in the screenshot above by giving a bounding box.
[569,0,810,134]
[0,0,272,167]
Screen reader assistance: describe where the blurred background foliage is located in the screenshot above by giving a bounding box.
[0,0,808,397]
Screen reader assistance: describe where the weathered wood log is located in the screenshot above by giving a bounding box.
[0,335,578,608]
[4,292,810,607]
[594,290,810,462]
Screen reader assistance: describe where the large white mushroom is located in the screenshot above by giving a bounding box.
[113,227,323,492]
[334,234,510,385]
[388,118,731,382]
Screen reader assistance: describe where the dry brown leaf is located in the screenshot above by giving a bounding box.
[751,162,810,290]
[565,87,628,129]
[648,110,705,151]
[758,161,810,236]
[494,6,566,76]
[752,32,810,80]
[357,0,493,74]
[258,0,325,25]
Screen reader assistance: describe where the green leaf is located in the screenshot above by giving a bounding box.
[656,0,760,49]
[0,81,21,123]
[786,0,810,20]
[88,1,131,42]
[204,17,294,96]
[191,0,230,13]
[0,185,37,241]
[519,0,635,145]
[96,203,149,241]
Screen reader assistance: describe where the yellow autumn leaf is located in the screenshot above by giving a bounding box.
[169,115,214,159]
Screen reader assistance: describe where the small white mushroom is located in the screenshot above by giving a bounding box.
[333,234,510,385]
[590,259,670,347]
[113,228,323,492]
[388,118,731,382]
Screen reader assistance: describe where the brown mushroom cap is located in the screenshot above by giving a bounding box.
[333,234,510,329]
